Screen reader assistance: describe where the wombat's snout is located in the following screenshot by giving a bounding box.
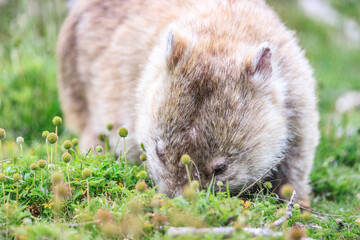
[151,153,230,198]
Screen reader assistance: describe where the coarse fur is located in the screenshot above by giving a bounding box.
[57,0,319,207]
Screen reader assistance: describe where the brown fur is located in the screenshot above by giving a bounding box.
[58,0,319,206]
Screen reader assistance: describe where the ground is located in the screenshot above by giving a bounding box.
[0,0,359,239]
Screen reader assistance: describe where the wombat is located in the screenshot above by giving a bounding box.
[58,0,319,207]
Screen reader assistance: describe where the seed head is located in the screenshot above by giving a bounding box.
[38,160,46,169]
[62,152,72,163]
[216,181,223,187]
[52,116,63,126]
[13,173,21,182]
[82,168,92,179]
[151,194,164,209]
[0,128,6,140]
[47,132,58,144]
[98,133,106,142]
[183,185,196,201]
[56,184,68,198]
[106,124,113,131]
[280,184,294,200]
[96,145,103,153]
[302,211,312,222]
[16,136,24,144]
[264,181,272,189]
[42,131,49,139]
[30,163,38,171]
[95,209,114,225]
[118,127,128,138]
[63,140,72,150]
[0,173,5,182]
[139,153,147,162]
[293,204,300,211]
[180,154,191,165]
[135,181,147,193]
[151,213,167,229]
[72,138,79,146]
[191,180,200,190]
[52,173,63,185]
[137,171,147,179]
[288,227,306,240]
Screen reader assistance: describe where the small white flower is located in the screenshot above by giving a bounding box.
[16,136,24,144]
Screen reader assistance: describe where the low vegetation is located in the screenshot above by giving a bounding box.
[0,116,359,239]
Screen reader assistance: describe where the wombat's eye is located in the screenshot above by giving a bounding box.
[213,163,227,176]
[156,141,165,162]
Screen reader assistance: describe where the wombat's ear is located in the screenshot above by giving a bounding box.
[246,44,272,79]
[166,29,188,69]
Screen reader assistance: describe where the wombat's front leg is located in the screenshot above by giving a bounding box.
[79,123,102,153]
[274,112,319,208]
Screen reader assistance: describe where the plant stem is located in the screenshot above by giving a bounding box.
[0,140,3,172]
[55,126,58,165]
[16,183,18,209]
[41,169,43,188]
[20,143,23,157]
[185,164,191,185]
[123,138,127,171]
[50,145,53,176]
[226,180,230,199]
[87,179,90,212]
[33,171,36,187]
[2,182,5,208]
[67,163,70,187]
[46,139,50,164]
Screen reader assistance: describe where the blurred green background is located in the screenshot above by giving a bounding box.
[0,0,359,214]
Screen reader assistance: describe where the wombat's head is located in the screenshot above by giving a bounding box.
[136,29,288,197]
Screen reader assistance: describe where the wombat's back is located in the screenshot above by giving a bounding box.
[57,0,183,148]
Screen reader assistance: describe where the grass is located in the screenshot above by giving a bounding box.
[0,0,360,239]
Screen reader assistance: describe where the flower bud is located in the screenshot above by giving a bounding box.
[118,127,128,138]
[96,145,103,153]
[82,168,92,179]
[30,163,38,171]
[140,153,147,162]
[63,140,72,150]
[16,136,24,144]
[52,116,63,126]
[42,131,49,139]
[13,173,21,182]
[38,160,46,169]
[137,171,147,179]
[0,128,6,140]
[180,154,191,165]
[264,181,272,189]
[191,180,199,190]
[135,181,147,193]
[72,138,79,146]
[106,124,113,131]
[47,133,58,144]
[183,185,196,201]
[52,173,63,185]
[280,184,294,200]
[62,152,72,163]
[0,173,5,182]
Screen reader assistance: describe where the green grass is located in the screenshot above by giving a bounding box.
[0,0,360,239]
[0,124,359,239]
